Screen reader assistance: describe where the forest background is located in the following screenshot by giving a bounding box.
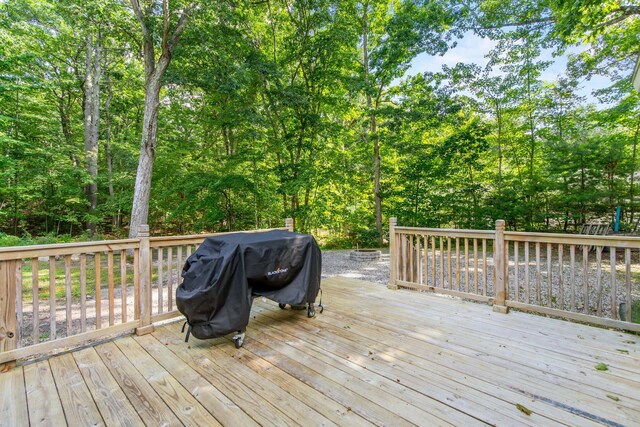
[0,0,638,248]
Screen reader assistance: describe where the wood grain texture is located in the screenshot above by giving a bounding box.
[24,361,66,426]
[73,347,144,427]
[0,366,28,427]
[115,337,222,427]
[94,342,181,426]
[48,256,56,340]
[0,261,18,359]
[134,334,259,427]
[49,353,104,426]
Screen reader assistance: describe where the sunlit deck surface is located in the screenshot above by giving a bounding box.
[2,277,640,426]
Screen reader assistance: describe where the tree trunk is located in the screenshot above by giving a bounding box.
[129,77,161,238]
[104,66,116,228]
[128,0,191,238]
[83,34,101,235]
[362,9,383,245]
[630,117,639,224]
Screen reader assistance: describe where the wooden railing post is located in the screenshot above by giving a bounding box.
[0,260,18,370]
[493,220,508,313]
[388,217,398,290]
[285,217,294,232]
[136,224,154,335]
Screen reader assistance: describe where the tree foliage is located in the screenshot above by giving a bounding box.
[1,0,639,247]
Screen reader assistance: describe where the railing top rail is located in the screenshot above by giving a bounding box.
[0,227,292,260]
[505,231,640,247]
[0,239,140,261]
[394,226,495,239]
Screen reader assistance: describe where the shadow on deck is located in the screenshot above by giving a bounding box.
[1,277,639,426]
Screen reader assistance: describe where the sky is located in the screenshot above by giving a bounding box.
[408,32,613,106]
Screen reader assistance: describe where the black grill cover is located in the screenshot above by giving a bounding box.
[176,230,321,340]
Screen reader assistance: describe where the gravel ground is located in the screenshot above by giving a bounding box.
[321,249,390,286]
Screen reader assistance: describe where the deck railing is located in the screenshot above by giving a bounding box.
[389,218,640,333]
[0,219,293,367]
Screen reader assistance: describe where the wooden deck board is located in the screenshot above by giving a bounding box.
[49,353,104,427]
[325,283,640,403]
[132,334,259,427]
[1,276,639,426]
[73,347,145,427]
[0,366,28,427]
[94,341,183,426]
[114,337,223,427]
[23,361,66,426]
[250,308,557,426]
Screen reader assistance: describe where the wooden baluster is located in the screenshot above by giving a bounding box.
[524,242,530,304]
[547,243,553,307]
[158,248,164,314]
[473,239,478,294]
[464,238,469,293]
[32,258,39,344]
[482,239,487,296]
[418,235,423,285]
[80,254,86,333]
[583,245,589,314]
[186,245,192,258]
[49,256,56,340]
[95,253,102,329]
[409,235,414,283]
[177,246,183,288]
[398,234,404,282]
[514,242,519,302]
[447,237,452,289]
[610,247,616,320]
[396,233,402,284]
[570,245,576,312]
[558,244,564,311]
[625,248,632,321]
[455,237,460,291]
[65,255,72,335]
[422,235,427,286]
[505,240,509,300]
[137,225,153,335]
[15,261,22,348]
[108,251,115,326]
[439,237,444,288]
[121,250,127,323]
[388,218,397,289]
[535,243,541,305]
[168,246,174,311]
[493,220,507,311]
[431,236,436,287]
[134,249,140,320]
[596,247,603,317]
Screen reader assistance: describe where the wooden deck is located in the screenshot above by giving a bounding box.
[2,277,639,427]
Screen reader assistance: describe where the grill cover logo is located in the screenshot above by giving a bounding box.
[267,267,288,277]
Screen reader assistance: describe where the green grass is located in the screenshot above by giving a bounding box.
[18,255,163,302]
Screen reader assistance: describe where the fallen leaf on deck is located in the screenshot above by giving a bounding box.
[594,363,609,371]
[516,404,532,416]
[606,394,620,401]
